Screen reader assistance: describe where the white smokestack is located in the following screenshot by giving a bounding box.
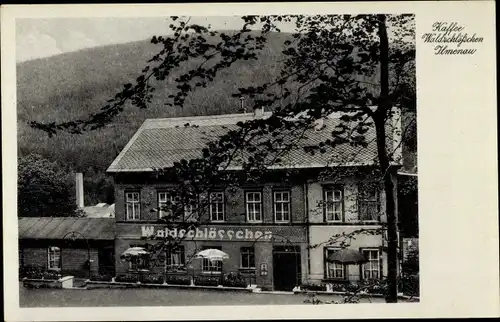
[254,107,264,118]
[75,173,84,208]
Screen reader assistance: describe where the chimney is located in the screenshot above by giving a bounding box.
[254,107,264,118]
[75,173,84,208]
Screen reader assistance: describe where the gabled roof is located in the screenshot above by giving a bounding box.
[107,111,401,173]
[18,217,115,240]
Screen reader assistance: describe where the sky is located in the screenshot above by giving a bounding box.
[16,16,410,63]
[16,17,296,62]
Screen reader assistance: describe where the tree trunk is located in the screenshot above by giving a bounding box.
[377,14,399,303]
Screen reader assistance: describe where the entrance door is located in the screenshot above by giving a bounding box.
[273,246,301,291]
[98,247,115,276]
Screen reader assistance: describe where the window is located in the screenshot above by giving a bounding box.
[125,191,140,220]
[165,246,185,270]
[274,191,290,223]
[129,244,150,271]
[324,188,343,222]
[210,192,225,222]
[201,246,223,274]
[184,202,198,222]
[159,191,197,221]
[246,191,262,222]
[129,257,149,271]
[359,185,380,221]
[361,249,381,279]
[158,191,175,220]
[240,247,255,269]
[325,248,345,279]
[47,246,61,271]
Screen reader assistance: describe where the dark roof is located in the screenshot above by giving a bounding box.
[107,111,402,173]
[18,217,115,240]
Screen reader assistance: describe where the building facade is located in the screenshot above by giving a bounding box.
[306,174,392,284]
[18,217,115,278]
[107,109,401,290]
[111,173,309,291]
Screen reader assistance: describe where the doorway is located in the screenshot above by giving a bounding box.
[272,246,301,291]
[98,246,115,276]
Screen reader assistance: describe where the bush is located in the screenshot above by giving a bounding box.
[300,283,327,292]
[21,265,44,279]
[23,281,60,289]
[90,274,112,282]
[115,275,138,283]
[18,154,77,217]
[194,275,221,286]
[222,272,247,288]
[399,274,419,297]
[344,283,364,293]
[402,249,419,276]
[42,271,61,280]
[165,274,191,285]
[329,283,347,292]
[142,274,164,284]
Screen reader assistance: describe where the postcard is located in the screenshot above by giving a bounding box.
[1,1,498,321]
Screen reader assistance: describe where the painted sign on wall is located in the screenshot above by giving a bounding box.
[260,263,268,276]
[141,226,273,241]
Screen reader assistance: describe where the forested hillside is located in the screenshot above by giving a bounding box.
[17,31,414,206]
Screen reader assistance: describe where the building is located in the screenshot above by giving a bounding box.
[83,203,115,218]
[306,109,402,284]
[76,172,116,218]
[106,108,402,290]
[18,217,116,278]
[306,173,392,283]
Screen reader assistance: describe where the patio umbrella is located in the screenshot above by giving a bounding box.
[120,247,149,261]
[195,249,229,262]
[327,248,367,283]
[326,248,367,265]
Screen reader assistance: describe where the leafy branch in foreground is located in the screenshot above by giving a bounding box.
[29,16,271,136]
[32,14,415,303]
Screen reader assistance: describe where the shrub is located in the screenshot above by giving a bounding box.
[142,274,164,284]
[402,249,419,276]
[23,281,60,289]
[329,283,347,292]
[344,283,362,293]
[21,265,44,279]
[222,272,247,288]
[90,274,112,282]
[300,283,327,292]
[115,275,138,283]
[42,271,61,280]
[165,274,191,285]
[399,274,419,297]
[194,275,221,286]
[18,154,77,217]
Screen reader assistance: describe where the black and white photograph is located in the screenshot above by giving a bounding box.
[15,12,419,307]
[2,2,498,320]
